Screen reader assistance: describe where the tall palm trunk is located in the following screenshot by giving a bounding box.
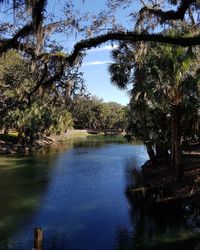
[171,103,183,178]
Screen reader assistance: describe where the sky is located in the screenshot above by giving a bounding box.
[47,0,137,105]
[80,45,130,105]
[71,0,132,105]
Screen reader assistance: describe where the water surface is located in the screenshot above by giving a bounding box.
[0,136,199,250]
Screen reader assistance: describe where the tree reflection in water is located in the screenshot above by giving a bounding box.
[0,153,58,249]
[114,167,200,250]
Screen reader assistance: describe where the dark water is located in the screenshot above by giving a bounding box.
[0,136,199,250]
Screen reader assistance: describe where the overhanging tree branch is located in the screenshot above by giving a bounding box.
[66,31,200,64]
[2,30,200,66]
[0,1,199,66]
[138,0,195,22]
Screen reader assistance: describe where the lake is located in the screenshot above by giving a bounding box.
[0,136,199,250]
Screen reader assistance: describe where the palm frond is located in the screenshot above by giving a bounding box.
[108,63,130,89]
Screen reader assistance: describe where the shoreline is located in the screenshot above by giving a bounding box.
[0,130,89,154]
[127,152,200,211]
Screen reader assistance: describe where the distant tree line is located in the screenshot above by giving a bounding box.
[70,96,126,130]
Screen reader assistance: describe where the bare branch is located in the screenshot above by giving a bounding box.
[188,7,195,25]
[139,0,147,7]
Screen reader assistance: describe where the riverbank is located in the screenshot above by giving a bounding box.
[128,148,200,211]
[0,135,53,154]
[0,130,89,154]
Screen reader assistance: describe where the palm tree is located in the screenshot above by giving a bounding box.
[108,42,160,162]
[108,40,199,178]
[146,44,198,178]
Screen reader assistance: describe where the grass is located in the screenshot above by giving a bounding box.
[67,130,89,137]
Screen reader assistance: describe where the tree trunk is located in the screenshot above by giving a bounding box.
[171,104,183,179]
[145,141,156,162]
[155,141,169,160]
[142,119,156,163]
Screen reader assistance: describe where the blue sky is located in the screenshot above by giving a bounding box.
[80,45,130,105]
[47,0,136,105]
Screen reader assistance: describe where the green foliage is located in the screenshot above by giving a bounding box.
[0,50,34,111]
[7,104,73,137]
[109,40,200,160]
[0,50,74,144]
[70,95,126,130]
[100,102,126,130]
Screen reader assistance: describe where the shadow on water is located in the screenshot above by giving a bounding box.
[0,153,59,249]
[114,165,200,250]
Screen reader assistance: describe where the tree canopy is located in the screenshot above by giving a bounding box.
[1,0,200,62]
[0,0,199,107]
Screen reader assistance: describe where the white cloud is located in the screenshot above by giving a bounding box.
[82,60,112,66]
[88,45,118,53]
